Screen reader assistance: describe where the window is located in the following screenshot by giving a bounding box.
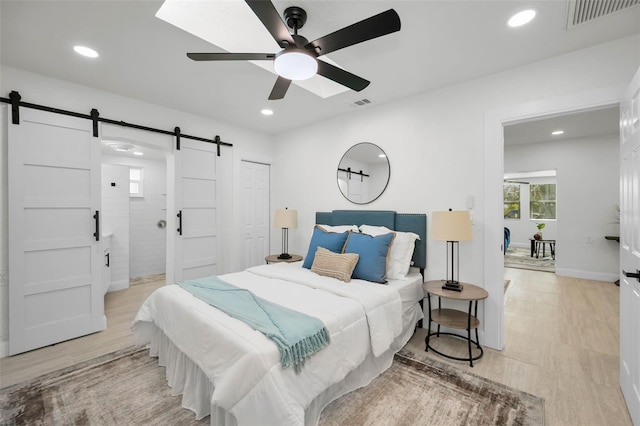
[129,167,144,197]
[503,184,520,219]
[530,183,556,219]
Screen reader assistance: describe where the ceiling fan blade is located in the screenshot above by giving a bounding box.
[316,60,370,92]
[187,53,275,61]
[245,0,296,49]
[268,76,292,100]
[305,9,400,56]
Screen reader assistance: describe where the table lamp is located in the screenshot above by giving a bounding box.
[274,208,298,259]
[431,209,473,291]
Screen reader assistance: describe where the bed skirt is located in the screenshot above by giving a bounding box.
[142,301,423,426]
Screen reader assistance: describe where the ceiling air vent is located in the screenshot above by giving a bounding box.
[566,0,639,29]
[353,98,372,107]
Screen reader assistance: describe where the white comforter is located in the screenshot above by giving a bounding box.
[131,263,403,425]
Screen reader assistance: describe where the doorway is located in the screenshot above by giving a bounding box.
[101,139,169,292]
[483,85,624,351]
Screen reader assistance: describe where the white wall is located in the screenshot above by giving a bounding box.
[505,134,620,280]
[270,36,640,349]
[0,66,273,357]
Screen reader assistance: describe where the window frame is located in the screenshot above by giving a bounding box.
[129,167,144,198]
[529,183,556,220]
[503,183,521,219]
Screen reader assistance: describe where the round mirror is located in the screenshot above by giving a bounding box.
[337,143,390,204]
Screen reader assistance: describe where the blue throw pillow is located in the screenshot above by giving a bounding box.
[302,227,350,269]
[344,232,394,283]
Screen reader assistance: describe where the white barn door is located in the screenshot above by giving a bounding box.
[241,161,269,269]
[8,108,103,355]
[173,139,218,281]
[620,66,640,425]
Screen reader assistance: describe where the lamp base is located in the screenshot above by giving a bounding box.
[442,280,463,292]
[278,253,292,260]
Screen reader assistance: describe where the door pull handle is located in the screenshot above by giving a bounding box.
[177,211,182,236]
[105,252,110,267]
[622,269,640,282]
[93,210,100,242]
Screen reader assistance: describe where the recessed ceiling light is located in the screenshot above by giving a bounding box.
[508,10,536,28]
[551,130,564,136]
[105,142,134,152]
[73,45,99,58]
[261,109,274,116]
[378,154,386,158]
[133,151,144,156]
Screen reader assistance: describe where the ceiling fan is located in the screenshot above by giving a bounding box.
[186,0,401,100]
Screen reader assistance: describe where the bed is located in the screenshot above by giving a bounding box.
[131,210,427,425]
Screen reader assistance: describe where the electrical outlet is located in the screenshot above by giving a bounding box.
[586,236,593,244]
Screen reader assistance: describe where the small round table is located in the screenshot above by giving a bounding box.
[423,281,489,367]
[265,254,303,264]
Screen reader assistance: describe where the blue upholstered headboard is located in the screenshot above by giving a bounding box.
[315,210,427,272]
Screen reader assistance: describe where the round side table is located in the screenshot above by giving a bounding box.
[423,280,489,367]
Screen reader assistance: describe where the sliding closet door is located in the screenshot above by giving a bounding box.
[8,108,103,355]
[173,139,218,281]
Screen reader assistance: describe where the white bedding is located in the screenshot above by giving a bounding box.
[132,263,423,425]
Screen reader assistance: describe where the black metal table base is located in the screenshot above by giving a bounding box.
[425,331,484,366]
[425,295,483,367]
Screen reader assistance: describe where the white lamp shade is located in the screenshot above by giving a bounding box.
[274,209,298,229]
[431,210,472,241]
[274,51,318,81]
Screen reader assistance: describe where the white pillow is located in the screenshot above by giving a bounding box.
[359,225,420,280]
[317,224,359,233]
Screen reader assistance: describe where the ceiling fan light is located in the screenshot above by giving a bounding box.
[274,50,317,81]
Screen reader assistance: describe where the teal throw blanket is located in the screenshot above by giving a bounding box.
[177,276,330,372]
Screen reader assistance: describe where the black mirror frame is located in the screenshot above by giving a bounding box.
[337,142,390,205]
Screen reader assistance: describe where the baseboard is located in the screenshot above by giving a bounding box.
[107,279,129,292]
[555,268,618,283]
[0,339,9,359]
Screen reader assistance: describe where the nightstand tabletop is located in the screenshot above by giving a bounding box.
[265,254,303,264]
[423,280,488,301]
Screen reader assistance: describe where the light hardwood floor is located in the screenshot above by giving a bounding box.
[0,269,631,425]
[407,267,630,426]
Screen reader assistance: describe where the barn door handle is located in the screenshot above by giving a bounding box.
[177,210,182,235]
[93,211,100,242]
[623,269,640,282]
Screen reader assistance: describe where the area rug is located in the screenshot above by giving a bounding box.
[1,346,544,426]
[504,246,555,273]
[320,348,544,426]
